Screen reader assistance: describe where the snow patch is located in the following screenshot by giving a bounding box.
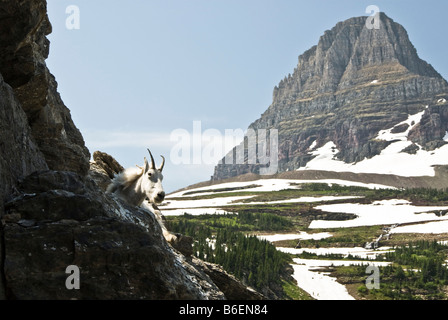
[257,232,332,242]
[163,194,362,216]
[291,260,355,300]
[309,199,448,229]
[168,179,301,198]
[444,131,448,142]
[245,195,362,205]
[390,220,448,234]
[169,178,393,198]
[297,110,448,177]
[290,258,390,300]
[375,111,424,142]
[298,138,448,177]
[163,195,255,209]
[308,139,317,150]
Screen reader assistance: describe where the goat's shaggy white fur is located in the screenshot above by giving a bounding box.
[107,149,177,243]
[107,166,144,194]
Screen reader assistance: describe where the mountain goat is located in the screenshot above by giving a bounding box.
[107,149,177,242]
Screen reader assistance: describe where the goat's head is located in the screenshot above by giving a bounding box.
[141,148,165,204]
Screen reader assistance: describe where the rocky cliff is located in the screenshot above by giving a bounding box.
[213,13,448,182]
[0,0,90,176]
[0,0,262,300]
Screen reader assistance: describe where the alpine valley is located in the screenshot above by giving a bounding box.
[164,13,448,300]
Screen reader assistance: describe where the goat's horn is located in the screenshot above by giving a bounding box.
[147,148,155,169]
[159,155,165,172]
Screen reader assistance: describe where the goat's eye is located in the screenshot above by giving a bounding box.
[148,173,152,177]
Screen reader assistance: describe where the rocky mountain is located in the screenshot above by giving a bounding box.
[0,0,262,300]
[213,13,448,186]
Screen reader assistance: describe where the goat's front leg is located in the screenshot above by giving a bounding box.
[149,203,178,242]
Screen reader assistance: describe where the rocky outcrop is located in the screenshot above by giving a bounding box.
[0,1,88,298]
[408,101,448,150]
[2,168,264,299]
[213,13,448,180]
[0,0,90,176]
[92,151,125,180]
[88,151,125,192]
[3,170,226,299]
[0,72,48,204]
[192,258,265,300]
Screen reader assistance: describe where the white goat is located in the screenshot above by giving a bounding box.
[107,149,177,242]
[107,148,165,206]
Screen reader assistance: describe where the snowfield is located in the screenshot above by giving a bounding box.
[291,260,355,300]
[168,178,393,198]
[298,140,448,177]
[163,178,389,216]
[297,110,448,177]
[162,195,255,209]
[163,194,362,210]
[309,199,448,229]
[246,196,362,205]
[256,232,333,242]
[168,179,301,198]
[390,220,448,234]
[290,258,391,300]
[162,195,362,216]
[276,246,392,300]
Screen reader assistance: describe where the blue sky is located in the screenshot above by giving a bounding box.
[46,0,448,192]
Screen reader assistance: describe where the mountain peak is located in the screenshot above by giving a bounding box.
[273,12,442,104]
[214,13,448,183]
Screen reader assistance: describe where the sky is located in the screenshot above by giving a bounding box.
[46,0,448,193]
